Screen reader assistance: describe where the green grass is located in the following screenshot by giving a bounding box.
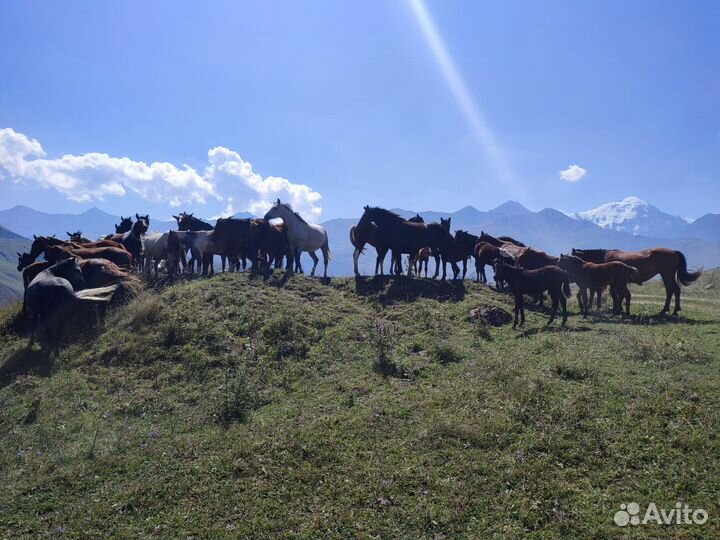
[1,270,719,538]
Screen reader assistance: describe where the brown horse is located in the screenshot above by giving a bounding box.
[391,214,429,276]
[559,254,643,317]
[45,244,133,268]
[473,242,514,288]
[572,248,701,315]
[478,232,527,260]
[67,231,91,243]
[350,223,388,276]
[447,230,479,280]
[21,236,126,269]
[494,261,570,329]
[410,247,432,278]
[497,235,526,247]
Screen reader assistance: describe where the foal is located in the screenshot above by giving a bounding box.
[493,261,570,329]
[558,254,643,317]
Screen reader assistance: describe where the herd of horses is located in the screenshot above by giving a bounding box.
[14,201,702,354]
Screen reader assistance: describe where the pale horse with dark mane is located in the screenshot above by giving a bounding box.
[263,199,331,277]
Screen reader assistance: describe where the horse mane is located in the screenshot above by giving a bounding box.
[278,202,308,225]
[574,248,608,256]
[364,207,406,224]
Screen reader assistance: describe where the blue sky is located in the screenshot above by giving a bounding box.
[0,0,718,221]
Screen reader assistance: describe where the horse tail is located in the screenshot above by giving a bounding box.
[349,226,364,254]
[73,284,119,303]
[562,274,571,298]
[323,233,332,261]
[675,251,702,286]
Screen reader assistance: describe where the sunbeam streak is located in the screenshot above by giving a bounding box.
[407,0,526,199]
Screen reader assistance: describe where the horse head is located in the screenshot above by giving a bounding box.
[440,217,451,232]
[17,251,35,271]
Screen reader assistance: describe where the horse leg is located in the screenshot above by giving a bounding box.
[580,288,589,318]
[432,253,441,279]
[353,246,363,276]
[672,280,681,316]
[560,293,568,324]
[624,285,632,318]
[512,295,520,329]
[308,250,319,277]
[321,246,329,278]
[548,292,558,325]
[659,273,673,315]
[452,261,460,281]
[462,259,467,280]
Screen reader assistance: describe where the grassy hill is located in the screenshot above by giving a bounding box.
[1,271,719,538]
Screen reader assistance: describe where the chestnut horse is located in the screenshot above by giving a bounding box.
[572,248,701,315]
[559,254,642,317]
[45,244,133,268]
[473,242,515,288]
[494,261,570,329]
[20,236,126,270]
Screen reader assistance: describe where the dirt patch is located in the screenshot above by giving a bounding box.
[470,306,512,327]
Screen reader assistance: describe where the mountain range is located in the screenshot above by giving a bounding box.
[0,197,717,299]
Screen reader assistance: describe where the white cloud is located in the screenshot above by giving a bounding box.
[559,164,587,182]
[0,127,323,219]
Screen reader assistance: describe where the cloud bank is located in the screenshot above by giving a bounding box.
[559,164,587,182]
[0,128,323,219]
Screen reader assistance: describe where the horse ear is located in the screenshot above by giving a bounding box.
[33,234,37,239]
[172,215,178,220]
[136,213,140,219]
[17,252,21,257]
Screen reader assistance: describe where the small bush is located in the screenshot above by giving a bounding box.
[431,343,463,365]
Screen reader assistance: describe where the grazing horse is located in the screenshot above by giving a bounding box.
[353,207,455,279]
[67,231,91,243]
[25,258,118,355]
[572,248,701,315]
[263,200,331,278]
[350,222,391,276]
[45,244,133,268]
[494,261,570,329]
[559,254,642,317]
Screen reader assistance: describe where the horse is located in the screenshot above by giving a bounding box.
[390,214,427,275]
[44,244,133,268]
[479,232,527,257]
[572,248,701,315]
[76,257,142,297]
[263,199,331,277]
[210,218,253,272]
[67,231,91,243]
[249,219,291,271]
[350,222,392,276]
[450,230,479,280]
[115,217,148,269]
[472,242,514,288]
[558,254,642,317]
[410,247,432,278]
[354,207,456,279]
[174,212,238,272]
[20,236,126,270]
[398,216,449,277]
[114,216,133,234]
[494,261,570,329]
[143,231,185,278]
[497,235,526,247]
[24,258,118,356]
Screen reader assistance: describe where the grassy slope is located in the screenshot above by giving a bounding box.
[0,271,719,539]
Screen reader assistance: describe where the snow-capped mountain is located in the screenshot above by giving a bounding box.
[575,196,692,238]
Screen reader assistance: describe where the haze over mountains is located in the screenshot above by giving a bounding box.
[0,197,717,290]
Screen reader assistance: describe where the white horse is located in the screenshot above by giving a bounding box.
[263,200,331,277]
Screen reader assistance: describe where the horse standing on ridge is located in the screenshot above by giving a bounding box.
[263,199,331,278]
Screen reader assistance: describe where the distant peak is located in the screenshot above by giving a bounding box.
[620,196,646,205]
[492,200,530,213]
